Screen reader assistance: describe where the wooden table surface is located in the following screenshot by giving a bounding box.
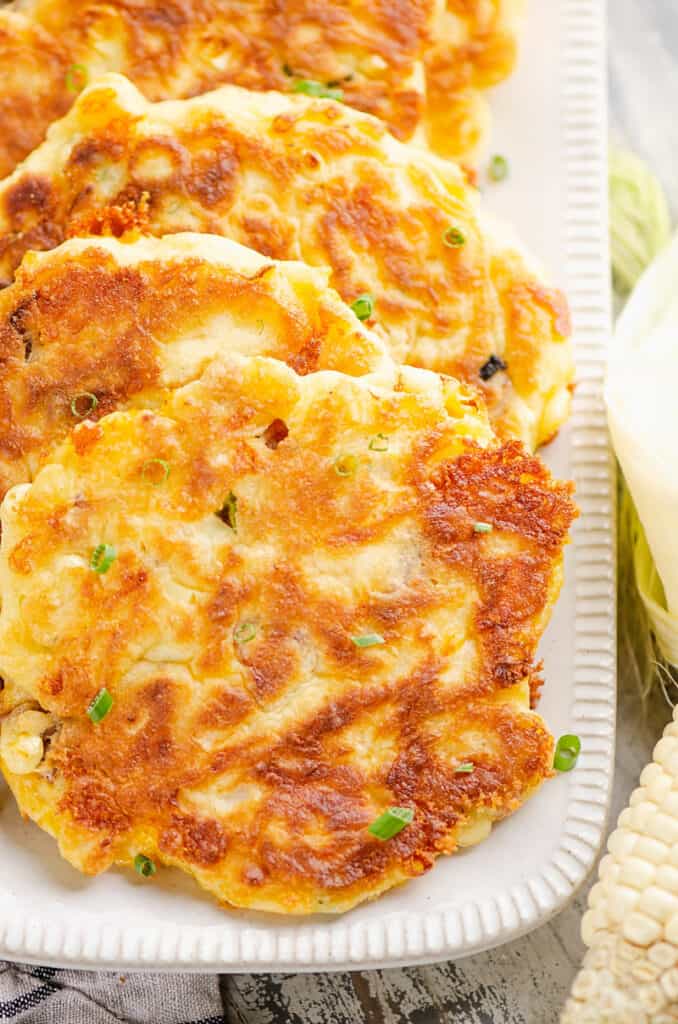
[219,4,678,1021]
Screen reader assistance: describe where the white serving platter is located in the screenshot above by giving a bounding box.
[0,0,614,972]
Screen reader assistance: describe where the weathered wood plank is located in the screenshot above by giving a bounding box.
[223,972,369,1024]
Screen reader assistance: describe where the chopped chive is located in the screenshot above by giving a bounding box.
[216,491,238,531]
[368,433,389,452]
[90,543,116,574]
[293,79,344,102]
[553,734,581,773]
[234,622,257,644]
[473,522,493,534]
[351,633,384,648]
[65,63,88,93]
[70,392,98,419]
[350,293,375,321]
[479,354,507,381]
[454,762,475,774]
[489,154,509,182]
[141,458,170,486]
[368,806,414,841]
[134,853,156,878]
[443,227,466,248]
[333,454,359,478]
[87,687,113,724]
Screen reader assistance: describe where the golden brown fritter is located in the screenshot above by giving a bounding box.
[0,0,443,178]
[0,75,573,449]
[0,233,391,501]
[0,259,576,911]
[424,0,525,163]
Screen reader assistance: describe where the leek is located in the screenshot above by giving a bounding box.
[607,151,676,671]
[609,149,670,296]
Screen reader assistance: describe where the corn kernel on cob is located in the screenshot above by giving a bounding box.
[562,708,678,1022]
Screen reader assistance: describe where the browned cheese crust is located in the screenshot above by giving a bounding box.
[0,76,573,449]
[0,0,443,178]
[0,242,577,910]
[0,11,72,176]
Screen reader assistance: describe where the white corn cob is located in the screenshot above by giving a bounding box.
[561,708,678,1023]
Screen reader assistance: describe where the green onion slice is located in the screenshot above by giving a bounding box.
[352,633,384,648]
[473,522,493,534]
[217,491,238,531]
[443,227,466,248]
[293,79,344,101]
[234,622,257,644]
[368,433,389,452]
[454,762,475,774]
[70,392,98,419]
[87,687,113,724]
[90,543,116,574]
[65,63,88,93]
[489,154,509,182]
[350,293,375,321]
[333,454,359,478]
[166,198,186,216]
[553,734,581,773]
[368,806,414,841]
[141,458,170,485]
[134,853,156,878]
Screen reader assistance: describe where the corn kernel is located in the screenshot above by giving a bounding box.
[638,885,678,924]
[660,966,678,1000]
[638,981,666,1012]
[618,857,656,891]
[623,911,663,946]
[649,941,678,969]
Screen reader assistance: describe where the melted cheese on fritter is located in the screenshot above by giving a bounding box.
[425,0,525,163]
[0,10,71,177]
[1,0,525,171]
[0,346,576,914]
[0,0,443,179]
[0,232,391,502]
[0,74,573,450]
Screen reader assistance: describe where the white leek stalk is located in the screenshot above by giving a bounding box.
[606,229,678,658]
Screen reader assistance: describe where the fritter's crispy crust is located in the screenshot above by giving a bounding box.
[0,0,442,178]
[0,334,576,913]
[425,0,525,162]
[0,75,573,449]
[0,233,390,501]
[0,11,71,177]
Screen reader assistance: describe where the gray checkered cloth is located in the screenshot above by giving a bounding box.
[0,963,224,1023]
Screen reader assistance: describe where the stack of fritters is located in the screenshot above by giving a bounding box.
[0,1,579,914]
[0,74,572,451]
[0,0,521,176]
[0,236,575,913]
